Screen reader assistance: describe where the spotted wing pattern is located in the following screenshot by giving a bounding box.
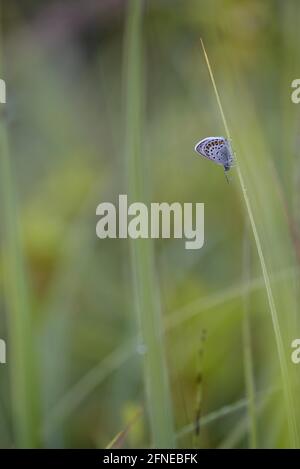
[194,137,234,171]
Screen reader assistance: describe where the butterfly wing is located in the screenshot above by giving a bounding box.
[218,141,234,170]
[195,137,233,170]
[195,137,218,162]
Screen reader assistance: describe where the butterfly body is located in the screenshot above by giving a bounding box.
[194,136,234,173]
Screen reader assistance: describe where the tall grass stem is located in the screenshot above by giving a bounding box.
[124,0,175,448]
[0,21,40,446]
[200,37,298,448]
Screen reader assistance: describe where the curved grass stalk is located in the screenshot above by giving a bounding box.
[200,38,298,448]
[42,341,135,438]
[177,386,277,441]
[166,267,297,330]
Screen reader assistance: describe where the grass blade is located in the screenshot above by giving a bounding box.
[200,38,298,447]
[124,0,175,448]
[0,70,40,449]
[242,230,257,448]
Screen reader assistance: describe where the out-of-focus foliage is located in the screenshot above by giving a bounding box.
[0,0,300,448]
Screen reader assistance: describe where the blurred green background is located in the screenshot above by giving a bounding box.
[0,0,300,449]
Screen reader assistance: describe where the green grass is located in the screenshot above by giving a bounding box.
[123,0,175,448]
[242,231,257,448]
[200,37,299,448]
[1,0,300,449]
[0,62,40,449]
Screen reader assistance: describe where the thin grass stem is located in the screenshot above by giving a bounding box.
[200,37,298,448]
[242,230,257,448]
[124,0,175,448]
[0,19,40,446]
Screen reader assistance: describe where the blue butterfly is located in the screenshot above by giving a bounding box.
[194,136,234,174]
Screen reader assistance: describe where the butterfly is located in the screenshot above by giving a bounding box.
[194,137,234,180]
